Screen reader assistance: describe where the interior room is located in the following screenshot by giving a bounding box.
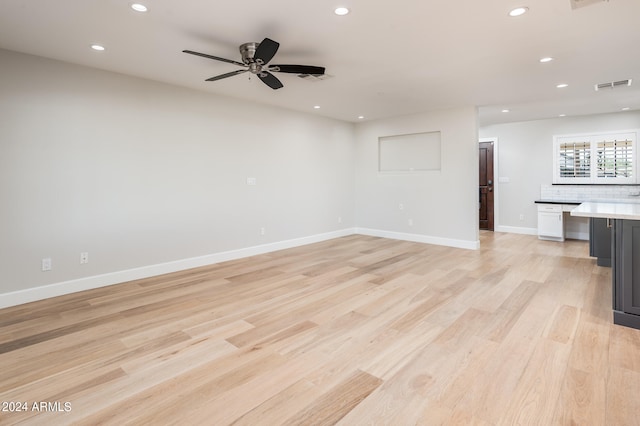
[1,0,640,424]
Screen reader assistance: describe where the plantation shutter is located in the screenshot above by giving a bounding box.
[596,138,633,179]
[559,141,591,178]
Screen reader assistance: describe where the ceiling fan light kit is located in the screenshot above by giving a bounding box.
[183,38,326,90]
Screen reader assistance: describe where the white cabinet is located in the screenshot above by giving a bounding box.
[538,204,564,241]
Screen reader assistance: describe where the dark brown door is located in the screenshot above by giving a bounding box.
[479,141,494,231]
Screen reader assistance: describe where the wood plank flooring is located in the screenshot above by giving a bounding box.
[1,232,640,425]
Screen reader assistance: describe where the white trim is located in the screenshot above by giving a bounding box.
[356,228,480,250]
[1,227,483,309]
[495,225,538,235]
[0,228,356,309]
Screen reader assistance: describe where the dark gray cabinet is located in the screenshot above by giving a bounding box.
[612,219,640,329]
[589,218,611,267]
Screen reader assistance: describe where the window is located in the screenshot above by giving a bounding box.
[596,138,633,179]
[553,131,637,184]
[558,140,590,179]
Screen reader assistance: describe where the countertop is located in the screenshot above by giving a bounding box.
[570,202,640,220]
[535,200,582,205]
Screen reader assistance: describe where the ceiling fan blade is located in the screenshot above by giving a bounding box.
[269,65,325,75]
[206,69,248,82]
[258,71,284,90]
[183,50,245,67]
[254,38,279,65]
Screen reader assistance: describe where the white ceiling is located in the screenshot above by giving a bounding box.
[0,0,639,125]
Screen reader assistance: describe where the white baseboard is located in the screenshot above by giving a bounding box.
[495,226,588,241]
[355,228,480,250]
[0,228,356,309]
[495,225,538,236]
[565,231,589,241]
[1,227,483,309]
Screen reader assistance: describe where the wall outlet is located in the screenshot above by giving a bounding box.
[337,216,342,224]
[80,252,89,264]
[519,214,525,221]
[408,218,413,226]
[399,203,404,210]
[42,258,52,271]
[260,227,266,236]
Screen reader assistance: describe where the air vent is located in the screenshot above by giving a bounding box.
[570,0,609,10]
[298,73,333,82]
[595,79,632,91]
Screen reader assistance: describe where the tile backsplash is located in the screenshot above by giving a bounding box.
[541,184,640,202]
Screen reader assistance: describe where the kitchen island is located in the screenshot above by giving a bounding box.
[572,202,640,330]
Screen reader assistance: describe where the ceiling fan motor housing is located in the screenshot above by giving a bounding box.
[240,42,259,65]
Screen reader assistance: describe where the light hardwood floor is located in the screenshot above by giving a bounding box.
[1,232,640,425]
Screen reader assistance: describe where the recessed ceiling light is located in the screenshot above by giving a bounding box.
[539,57,553,63]
[313,105,321,109]
[502,109,510,113]
[509,7,528,17]
[131,3,148,12]
[559,114,566,117]
[622,107,631,111]
[90,44,105,51]
[556,83,568,88]
[334,7,350,16]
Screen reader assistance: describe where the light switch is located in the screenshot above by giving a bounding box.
[246,177,257,185]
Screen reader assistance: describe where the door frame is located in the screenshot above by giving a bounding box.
[479,137,499,231]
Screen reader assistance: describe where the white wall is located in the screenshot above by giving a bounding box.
[354,107,480,249]
[480,111,640,233]
[1,49,483,307]
[0,49,356,299]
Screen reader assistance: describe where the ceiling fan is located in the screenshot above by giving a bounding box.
[183,38,325,90]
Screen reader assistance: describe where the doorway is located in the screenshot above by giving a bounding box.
[479,141,494,231]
